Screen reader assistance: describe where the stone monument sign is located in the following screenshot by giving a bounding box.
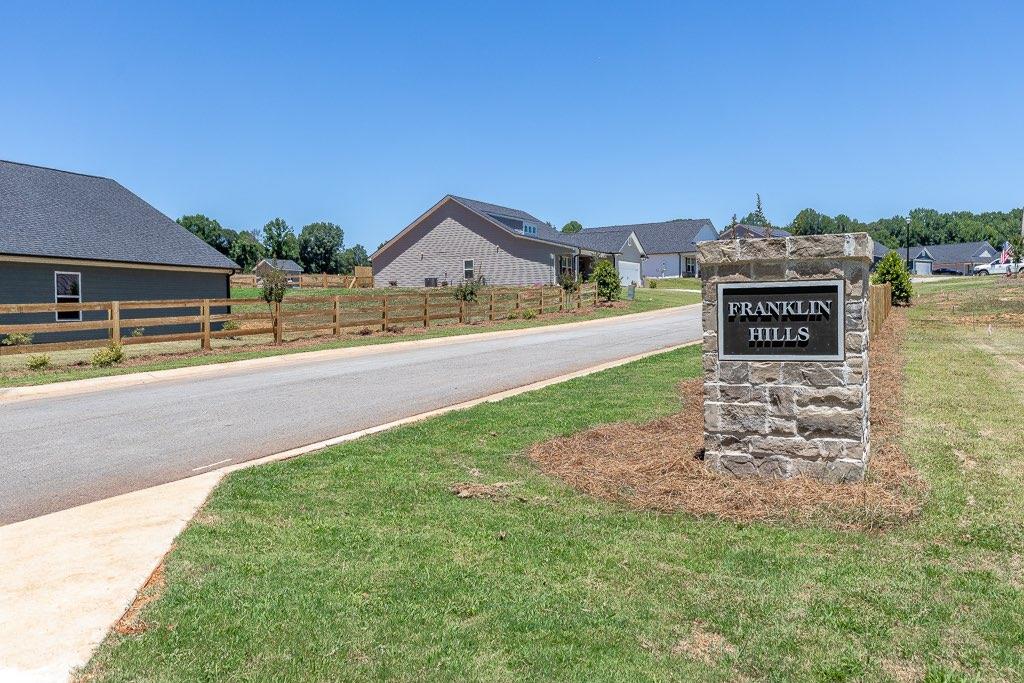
[697,233,874,482]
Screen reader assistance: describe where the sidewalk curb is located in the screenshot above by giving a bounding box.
[0,304,699,405]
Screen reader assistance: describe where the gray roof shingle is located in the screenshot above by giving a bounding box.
[557,228,636,254]
[910,241,996,263]
[0,160,238,270]
[260,258,303,272]
[583,218,715,254]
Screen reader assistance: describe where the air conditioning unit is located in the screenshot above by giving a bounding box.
[424,277,438,288]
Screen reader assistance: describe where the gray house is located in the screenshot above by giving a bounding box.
[372,195,646,287]
[904,241,996,275]
[0,160,238,343]
[582,219,718,279]
[255,258,303,279]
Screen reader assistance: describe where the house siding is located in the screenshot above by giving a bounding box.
[373,201,575,287]
[0,260,230,343]
[641,225,719,277]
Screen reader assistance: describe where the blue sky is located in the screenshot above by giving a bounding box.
[2,1,1022,250]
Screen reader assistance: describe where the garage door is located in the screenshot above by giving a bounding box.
[618,260,641,286]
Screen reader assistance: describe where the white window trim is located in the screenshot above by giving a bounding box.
[523,224,537,236]
[463,259,474,280]
[54,271,83,322]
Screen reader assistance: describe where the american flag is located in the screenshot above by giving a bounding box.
[1000,241,1013,264]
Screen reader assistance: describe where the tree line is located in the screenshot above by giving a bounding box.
[177,215,371,274]
[734,194,1023,249]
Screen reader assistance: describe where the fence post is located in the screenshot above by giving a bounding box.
[423,292,429,328]
[458,299,465,324]
[382,295,389,332]
[201,299,212,351]
[273,301,283,344]
[109,301,121,346]
[594,284,599,306]
[333,295,341,336]
[489,290,495,321]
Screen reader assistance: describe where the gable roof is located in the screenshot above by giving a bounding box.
[873,241,891,259]
[583,218,716,254]
[557,227,638,254]
[909,241,995,263]
[719,223,791,239]
[258,258,303,272]
[449,195,571,245]
[0,160,238,270]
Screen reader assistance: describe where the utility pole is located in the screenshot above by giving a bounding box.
[905,216,912,270]
[1020,206,1023,237]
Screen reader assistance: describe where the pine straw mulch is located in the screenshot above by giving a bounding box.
[528,308,927,530]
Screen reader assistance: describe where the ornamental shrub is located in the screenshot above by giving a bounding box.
[871,251,913,305]
[558,272,580,293]
[261,268,288,313]
[1,332,33,346]
[452,278,481,302]
[590,260,621,301]
[27,354,51,371]
[648,279,658,288]
[91,342,124,368]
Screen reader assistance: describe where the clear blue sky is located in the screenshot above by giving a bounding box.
[2,1,1022,250]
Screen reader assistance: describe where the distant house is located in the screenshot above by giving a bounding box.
[872,241,891,267]
[717,223,791,240]
[0,160,238,342]
[372,195,648,287]
[582,219,718,279]
[255,258,303,279]
[904,241,997,276]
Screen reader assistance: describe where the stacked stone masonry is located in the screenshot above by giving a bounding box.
[698,233,874,482]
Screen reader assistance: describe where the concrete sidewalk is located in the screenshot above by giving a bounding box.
[0,340,696,682]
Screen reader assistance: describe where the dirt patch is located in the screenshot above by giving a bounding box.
[450,481,515,500]
[528,309,926,529]
[112,563,167,636]
[671,621,737,664]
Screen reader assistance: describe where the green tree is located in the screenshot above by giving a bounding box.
[589,260,620,301]
[871,251,913,305]
[561,220,583,234]
[332,244,370,274]
[229,230,266,271]
[298,222,344,273]
[262,218,299,261]
[740,193,771,227]
[177,214,234,256]
[260,268,288,315]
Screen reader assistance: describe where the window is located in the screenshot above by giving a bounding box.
[523,224,537,236]
[55,272,82,321]
[559,255,574,276]
[464,259,474,280]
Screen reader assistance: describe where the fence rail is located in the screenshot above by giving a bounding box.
[0,284,598,356]
[230,266,374,289]
[868,282,893,337]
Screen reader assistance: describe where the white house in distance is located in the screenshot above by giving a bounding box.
[583,218,718,279]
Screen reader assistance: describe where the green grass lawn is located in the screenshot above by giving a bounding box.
[648,277,701,289]
[81,279,1024,682]
[0,288,699,388]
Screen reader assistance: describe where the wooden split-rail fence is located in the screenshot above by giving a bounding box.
[867,282,893,337]
[0,284,599,356]
[230,266,374,289]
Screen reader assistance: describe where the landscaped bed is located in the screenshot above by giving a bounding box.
[80,278,1024,681]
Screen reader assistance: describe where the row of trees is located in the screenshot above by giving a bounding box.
[733,194,1023,249]
[177,215,371,274]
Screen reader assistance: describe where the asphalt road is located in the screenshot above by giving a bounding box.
[0,307,701,524]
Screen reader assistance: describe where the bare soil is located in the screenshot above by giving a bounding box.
[528,309,926,530]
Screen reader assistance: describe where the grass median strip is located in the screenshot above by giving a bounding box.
[81,280,1024,682]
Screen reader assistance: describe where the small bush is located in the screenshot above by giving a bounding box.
[590,260,621,301]
[1,332,34,346]
[558,272,581,293]
[357,327,373,336]
[91,342,124,368]
[27,354,51,371]
[506,310,519,320]
[521,309,537,320]
[453,278,482,302]
[130,327,145,338]
[221,320,240,331]
[648,279,658,288]
[384,324,404,334]
[871,251,913,305]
